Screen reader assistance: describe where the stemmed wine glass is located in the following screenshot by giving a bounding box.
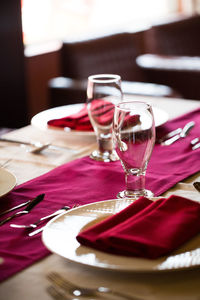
[87,74,123,162]
[113,101,155,198]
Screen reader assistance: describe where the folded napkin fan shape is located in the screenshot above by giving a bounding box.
[77,195,200,259]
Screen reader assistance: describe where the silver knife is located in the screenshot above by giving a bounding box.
[162,121,195,146]
[0,194,45,226]
[0,138,45,147]
[0,200,31,217]
[0,138,76,153]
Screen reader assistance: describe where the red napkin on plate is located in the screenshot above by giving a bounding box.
[77,195,200,259]
[47,103,93,131]
[47,100,115,131]
[77,197,152,250]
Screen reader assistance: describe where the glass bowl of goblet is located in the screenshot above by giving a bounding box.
[87,74,123,162]
[113,101,155,199]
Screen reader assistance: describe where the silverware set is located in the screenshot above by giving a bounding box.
[0,194,77,236]
[157,120,200,150]
[47,272,139,300]
[10,205,70,229]
[160,121,195,146]
[157,127,182,144]
[0,194,45,226]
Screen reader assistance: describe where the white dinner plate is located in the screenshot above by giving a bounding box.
[42,198,200,273]
[31,103,168,133]
[0,168,16,197]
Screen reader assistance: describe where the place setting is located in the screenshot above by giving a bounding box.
[40,84,200,274]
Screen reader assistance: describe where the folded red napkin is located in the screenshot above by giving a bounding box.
[47,103,93,131]
[77,197,152,250]
[47,100,115,131]
[77,195,200,259]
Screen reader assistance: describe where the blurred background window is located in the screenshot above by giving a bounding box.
[21,0,192,46]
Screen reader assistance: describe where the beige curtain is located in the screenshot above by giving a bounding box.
[181,0,200,14]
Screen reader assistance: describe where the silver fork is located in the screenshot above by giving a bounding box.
[10,206,70,229]
[28,204,80,236]
[47,285,70,300]
[47,272,140,300]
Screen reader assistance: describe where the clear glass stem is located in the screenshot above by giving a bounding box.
[125,169,146,197]
[97,135,113,153]
[117,168,153,199]
[90,134,118,162]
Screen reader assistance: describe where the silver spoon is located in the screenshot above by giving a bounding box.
[29,143,51,154]
[162,121,195,146]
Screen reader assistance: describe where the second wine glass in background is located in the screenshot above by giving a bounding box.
[113,101,155,199]
[87,74,123,162]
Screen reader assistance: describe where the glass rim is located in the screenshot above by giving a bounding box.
[116,101,152,111]
[88,74,121,83]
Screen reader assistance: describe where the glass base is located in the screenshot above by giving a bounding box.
[117,189,154,199]
[90,150,119,162]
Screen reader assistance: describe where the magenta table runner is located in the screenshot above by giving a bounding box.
[0,107,200,282]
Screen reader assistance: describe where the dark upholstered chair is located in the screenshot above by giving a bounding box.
[60,32,145,81]
[48,31,179,107]
[136,14,200,100]
[48,77,178,107]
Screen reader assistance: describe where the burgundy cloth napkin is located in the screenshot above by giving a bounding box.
[47,103,93,131]
[77,197,153,250]
[47,100,115,131]
[77,195,200,258]
[0,107,200,282]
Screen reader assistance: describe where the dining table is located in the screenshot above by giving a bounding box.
[0,94,200,300]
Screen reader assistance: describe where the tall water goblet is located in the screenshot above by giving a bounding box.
[113,101,155,198]
[87,74,123,162]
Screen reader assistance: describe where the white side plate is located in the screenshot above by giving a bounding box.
[0,168,16,197]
